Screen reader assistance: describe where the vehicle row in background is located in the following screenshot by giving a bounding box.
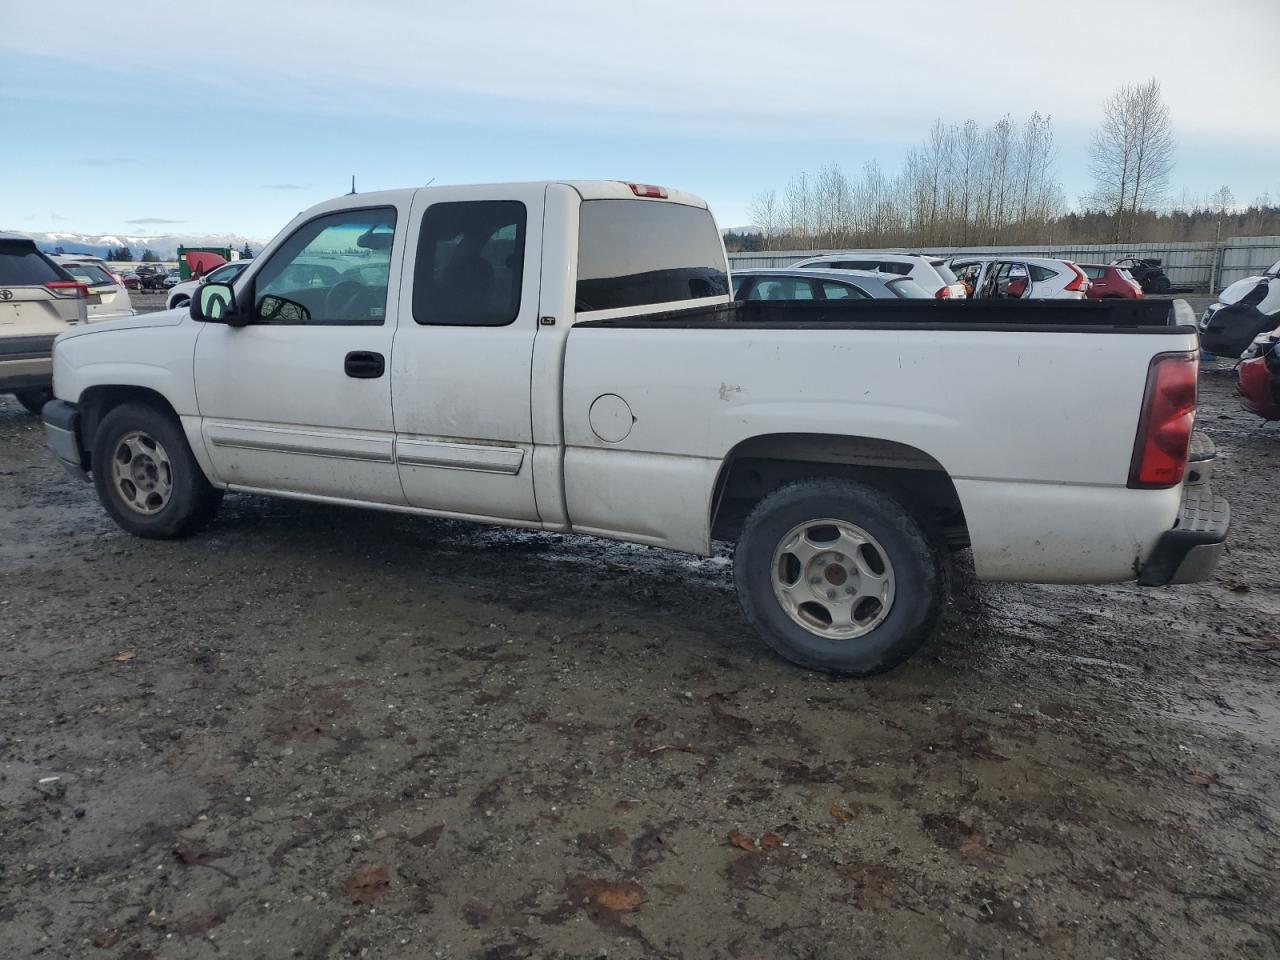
[1110,256,1171,294]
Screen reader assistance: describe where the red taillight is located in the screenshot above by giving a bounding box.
[1063,264,1088,293]
[934,285,951,299]
[627,182,668,199]
[45,281,89,299]
[1128,352,1198,488]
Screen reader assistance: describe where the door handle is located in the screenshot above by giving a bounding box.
[344,351,385,379]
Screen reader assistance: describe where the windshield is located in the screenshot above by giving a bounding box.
[888,278,932,299]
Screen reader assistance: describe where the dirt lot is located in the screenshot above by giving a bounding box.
[1,363,1277,959]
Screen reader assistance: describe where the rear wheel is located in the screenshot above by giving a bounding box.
[13,388,53,416]
[91,401,222,538]
[733,479,945,676]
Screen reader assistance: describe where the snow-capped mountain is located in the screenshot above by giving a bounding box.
[5,229,268,262]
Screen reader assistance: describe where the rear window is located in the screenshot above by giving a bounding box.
[0,242,66,285]
[930,260,958,284]
[887,278,931,299]
[60,262,115,286]
[576,200,728,312]
[877,261,912,276]
[1029,265,1058,282]
[1081,266,1106,281]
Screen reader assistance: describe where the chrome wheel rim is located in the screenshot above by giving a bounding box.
[770,518,896,640]
[111,431,173,515]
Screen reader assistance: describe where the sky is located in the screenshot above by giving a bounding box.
[2,0,1278,240]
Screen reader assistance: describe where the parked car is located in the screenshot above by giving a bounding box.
[1078,263,1144,300]
[43,180,1227,677]
[51,255,136,322]
[1110,257,1171,294]
[791,253,967,299]
[134,264,169,291]
[1198,259,1280,357]
[120,272,141,290]
[162,269,182,289]
[167,260,252,310]
[0,233,91,413]
[1236,324,1280,420]
[949,257,1090,300]
[732,268,933,302]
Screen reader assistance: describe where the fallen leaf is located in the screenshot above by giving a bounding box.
[564,877,645,917]
[1183,770,1219,787]
[112,649,136,662]
[830,803,856,822]
[727,830,757,852]
[343,863,390,906]
[596,883,644,912]
[759,832,783,851]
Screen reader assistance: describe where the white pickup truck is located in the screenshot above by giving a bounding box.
[42,180,1229,675]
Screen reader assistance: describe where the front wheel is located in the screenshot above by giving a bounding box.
[91,401,223,538]
[733,479,945,676]
[13,388,53,415]
[169,295,189,310]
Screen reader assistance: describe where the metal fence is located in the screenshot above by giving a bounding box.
[727,236,1280,293]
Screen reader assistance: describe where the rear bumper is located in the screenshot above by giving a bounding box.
[1136,482,1230,586]
[0,334,57,391]
[42,399,89,481]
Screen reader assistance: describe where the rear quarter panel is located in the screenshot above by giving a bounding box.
[561,325,1195,581]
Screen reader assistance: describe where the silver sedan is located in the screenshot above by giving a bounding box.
[731,267,934,301]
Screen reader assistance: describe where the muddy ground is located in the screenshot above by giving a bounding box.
[1,361,1277,959]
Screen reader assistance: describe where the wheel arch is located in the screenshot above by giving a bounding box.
[709,432,969,548]
[78,385,184,472]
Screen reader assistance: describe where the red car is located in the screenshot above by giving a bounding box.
[1237,329,1280,420]
[1079,263,1144,300]
[120,272,141,290]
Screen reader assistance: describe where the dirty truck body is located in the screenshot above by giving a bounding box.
[42,181,1228,675]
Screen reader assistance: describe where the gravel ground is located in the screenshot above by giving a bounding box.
[1,358,1277,959]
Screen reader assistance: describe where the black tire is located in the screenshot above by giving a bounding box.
[91,401,223,539]
[13,388,53,416]
[1151,276,1171,294]
[733,478,945,676]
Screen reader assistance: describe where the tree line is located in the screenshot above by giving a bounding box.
[738,79,1278,252]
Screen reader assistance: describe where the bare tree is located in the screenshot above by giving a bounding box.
[748,188,782,238]
[1089,78,1175,241]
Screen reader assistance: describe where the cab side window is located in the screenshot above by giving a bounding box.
[253,207,395,325]
[414,201,526,326]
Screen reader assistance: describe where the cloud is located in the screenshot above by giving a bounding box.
[263,183,307,190]
[83,157,140,167]
[50,213,67,221]
[126,217,185,225]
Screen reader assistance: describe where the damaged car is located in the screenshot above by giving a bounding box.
[1199,259,1280,357]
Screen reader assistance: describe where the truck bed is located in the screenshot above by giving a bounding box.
[579,297,1196,332]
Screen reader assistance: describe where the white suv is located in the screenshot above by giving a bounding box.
[50,255,135,322]
[792,252,967,299]
[1,234,91,413]
[949,257,1090,300]
[166,260,252,310]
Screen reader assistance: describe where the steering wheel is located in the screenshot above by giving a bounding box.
[324,281,372,321]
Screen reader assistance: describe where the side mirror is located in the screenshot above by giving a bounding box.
[191,282,245,325]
